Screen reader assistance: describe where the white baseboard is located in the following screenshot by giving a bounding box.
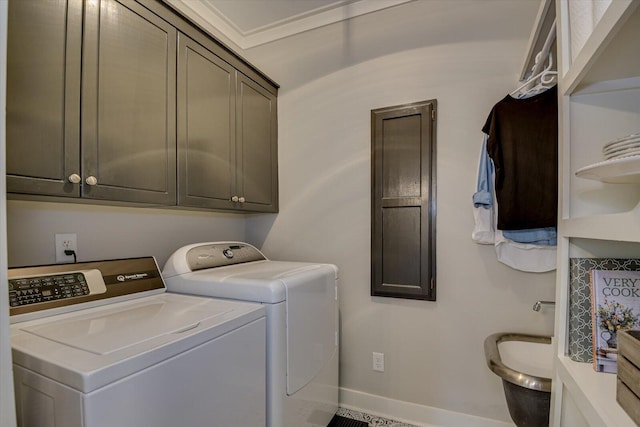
[339,387,515,427]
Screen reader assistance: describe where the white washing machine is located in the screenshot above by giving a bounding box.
[163,242,339,427]
[9,257,266,427]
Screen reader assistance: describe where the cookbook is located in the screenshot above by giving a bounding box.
[590,269,640,373]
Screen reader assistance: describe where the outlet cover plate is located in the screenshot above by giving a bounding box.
[373,352,384,372]
[55,233,77,263]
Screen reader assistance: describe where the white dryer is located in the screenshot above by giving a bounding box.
[163,242,339,427]
[9,257,266,427]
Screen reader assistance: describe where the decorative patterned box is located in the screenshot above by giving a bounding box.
[617,330,640,426]
[568,258,640,363]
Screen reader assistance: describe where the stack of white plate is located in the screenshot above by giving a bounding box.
[602,133,640,160]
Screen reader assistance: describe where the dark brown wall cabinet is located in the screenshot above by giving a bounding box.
[7,0,82,198]
[177,34,278,212]
[6,0,278,212]
[8,0,176,205]
[371,100,437,300]
[82,0,177,204]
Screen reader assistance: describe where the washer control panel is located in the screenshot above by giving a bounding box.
[9,270,107,308]
[9,257,165,322]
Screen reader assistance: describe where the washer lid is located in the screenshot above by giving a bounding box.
[20,297,229,355]
[164,260,336,303]
[11,293,264,392]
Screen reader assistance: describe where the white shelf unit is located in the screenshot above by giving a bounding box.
[556,357,631,426]
[576,156,640,184]
[553,0,640,426]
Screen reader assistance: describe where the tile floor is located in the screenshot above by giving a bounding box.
[337,407,420,427]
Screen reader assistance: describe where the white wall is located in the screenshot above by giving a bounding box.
[247,39,556,423]
[7,201,246,268]
[0,0,17,425]
[2,1,552,424]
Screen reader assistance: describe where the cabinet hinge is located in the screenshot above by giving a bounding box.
[430,277,435,289]
[431,110,436,121]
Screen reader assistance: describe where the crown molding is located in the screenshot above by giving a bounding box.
[164,0,413,49]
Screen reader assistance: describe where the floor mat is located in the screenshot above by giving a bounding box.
[327,414,369,427]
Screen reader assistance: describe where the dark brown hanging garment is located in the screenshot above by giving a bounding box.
[483,86,558,230]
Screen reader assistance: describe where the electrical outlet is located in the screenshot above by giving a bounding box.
[372,352,384,372]
[55,233,77,263]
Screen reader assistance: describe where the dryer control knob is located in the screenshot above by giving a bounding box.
[223,248,234,259]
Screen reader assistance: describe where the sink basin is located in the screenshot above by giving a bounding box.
[484,332,553,427]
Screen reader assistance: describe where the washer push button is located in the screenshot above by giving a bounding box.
[9,272,91,307]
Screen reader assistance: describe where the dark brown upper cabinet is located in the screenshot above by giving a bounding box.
[6,0,278,212]
[6,0,83,197]
[177,33,236,210]
[371,100,437,300]
[81,0,177,205]
[7,0,177,205]
[177,33,278,212]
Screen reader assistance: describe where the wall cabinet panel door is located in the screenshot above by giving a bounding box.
[6,0,82,197]
[82,0,176,205]
[371,100,437,300]
[236,74,279,212]
[177,34,236,210]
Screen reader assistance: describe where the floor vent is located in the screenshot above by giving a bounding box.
[327,414,368,427]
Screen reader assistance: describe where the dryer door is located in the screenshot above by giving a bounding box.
[285,265,337,395]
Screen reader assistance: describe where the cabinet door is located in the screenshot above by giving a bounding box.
[236,74,278,212]
[82,0,176,204]
[177,34,236,210]
[6,0,82,197]
[371,101,437,300]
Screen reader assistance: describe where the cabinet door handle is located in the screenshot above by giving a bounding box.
[231,196,239,202]
[68,174,82,184]
[238,197,246,203]
[85,176,98,186]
